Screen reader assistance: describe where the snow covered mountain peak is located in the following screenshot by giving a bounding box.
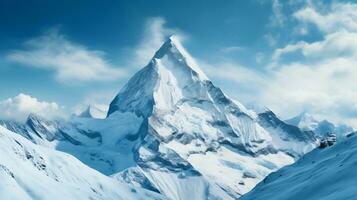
[102,37,320,199]
[153,35,209,80]
[286,112,319,131]
[107,36,221,117]
[286,112,354,138]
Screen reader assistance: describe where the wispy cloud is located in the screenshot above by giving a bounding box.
[0,93,66,122]
[221,46,245,53]
[7,28,127,82]
[199,60,267,107]
[294,2,357,33]
[131,17,186,68]
[264,33,279,47]
[269,0,286,27]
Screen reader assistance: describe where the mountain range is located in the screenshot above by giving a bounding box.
[286,112,353,139]
[0,36,354,200]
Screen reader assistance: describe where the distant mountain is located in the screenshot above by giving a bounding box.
[240,133,357,200]
[285,112,353,138]
[257,110,317,157]
[0,36,319,200]
[78,104,108,119]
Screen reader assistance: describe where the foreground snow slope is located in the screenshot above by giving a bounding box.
[240,134,357,200]
[0,125,165,200]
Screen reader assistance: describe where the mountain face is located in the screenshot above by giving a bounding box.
[257,111,317,157]
[240,133,357,200]
[286,112,354,139]
[0,36,319,200]
[0,125,165,200]
[105,36,318,199]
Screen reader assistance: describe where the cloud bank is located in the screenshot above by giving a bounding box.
[253,1,357,128]
[0,93,66,122]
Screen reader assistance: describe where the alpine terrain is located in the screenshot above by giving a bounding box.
[0,36,320,200]
[240,133,357,200]
[286,112,354,139]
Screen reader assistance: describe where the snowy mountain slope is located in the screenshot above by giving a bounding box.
[257,111,317,156]
[1,36,320,200]
[105,36,319,199]
[0,113,140,175]
[240,134,357,200]
[286,112,319,131]
[0,125,166,200]
[286,112,354,138]
[0,114,85,146]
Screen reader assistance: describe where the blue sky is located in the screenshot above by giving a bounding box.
[1,0,357,128]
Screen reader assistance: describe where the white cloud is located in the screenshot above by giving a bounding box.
[132,17,186,68]
[7,29,126,82]
[261,58,357,127]
[260,1,357,128]
[273,30,357,63]
[294,2,357,33]
[270,41,307,66]
[0,93,66,122]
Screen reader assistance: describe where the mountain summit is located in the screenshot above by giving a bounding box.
[108,36,210,117]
